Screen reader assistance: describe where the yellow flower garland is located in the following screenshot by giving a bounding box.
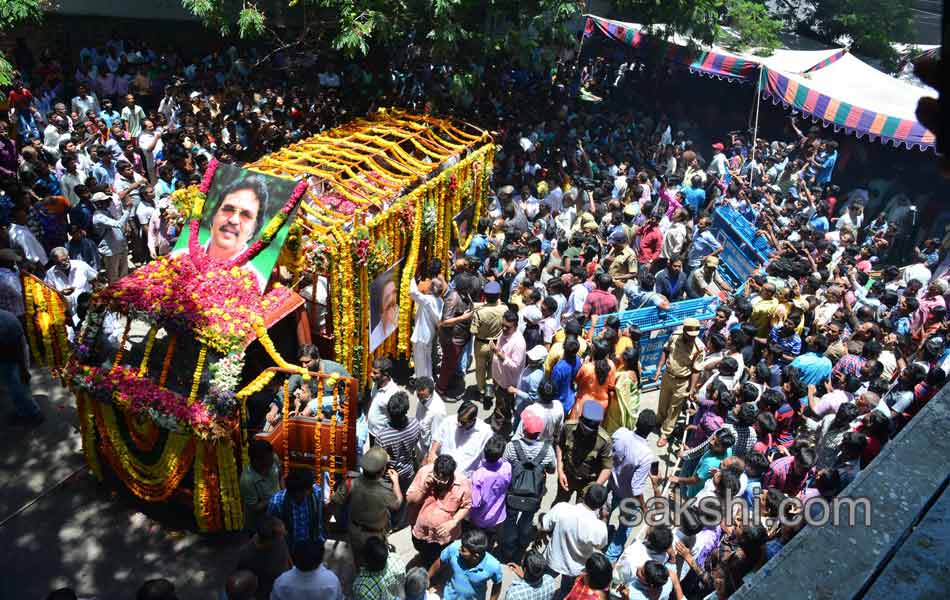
[236,370,276,400]
[217,440,243,531]
[398,191,425,355]
[282,379,290,477]
[314,377,323,476]
[95,402,196,501]
[76,392,103,480]
[188,345,208,405]
[139,325,158,377]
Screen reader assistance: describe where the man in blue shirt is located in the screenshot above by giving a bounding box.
[464,217,493,268]
[551,337,582,415]
[814,141,838,185]
[98,98,122,129]
[267,468,325,551]
[686,216,722,271]
[683,174,706,215]
[429,528,503,600]
[790,333,833,385]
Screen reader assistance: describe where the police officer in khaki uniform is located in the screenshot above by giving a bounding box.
[555,401,613,504]
[330,447,402,566]
[605,229,638,304]
[470,280,507,407]
[654,317,706,447]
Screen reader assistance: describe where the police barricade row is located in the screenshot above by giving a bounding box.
[712,205,773,263]
[711,206,770,302]
[588,295,721,391]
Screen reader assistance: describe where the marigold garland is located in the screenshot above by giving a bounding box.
[282,380,290,477]
[217,439,243,531]
[188,345,208,405]
[112,318,132,372]
[314,378,322,476]
[124,409,161,453]
[93,401,196,501]
[76,392,102,480]
[23,275,42,365]
[139,325,158,377]
[158,333,177,387]
[398,194,425,355]
[236,370,276,400]
[21,274,71,370]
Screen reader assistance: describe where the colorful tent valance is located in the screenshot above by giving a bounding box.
[585,15,757,82]
[760,55,936,150]
[583,15,845,83]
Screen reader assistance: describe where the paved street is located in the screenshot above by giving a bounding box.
[0,366,666,599]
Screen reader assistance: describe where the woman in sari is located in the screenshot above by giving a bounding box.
[570,339,617,420]
[604,329,642,434]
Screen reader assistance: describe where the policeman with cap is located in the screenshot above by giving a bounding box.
[470,280,508,407]
[654,317,706,447]
[605,229,638,304]
[554,400,613,504]
[330,446,402,566]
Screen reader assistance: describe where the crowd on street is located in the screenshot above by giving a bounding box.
[2,32,948,600]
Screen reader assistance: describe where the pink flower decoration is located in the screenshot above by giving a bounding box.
[199,158,219,194]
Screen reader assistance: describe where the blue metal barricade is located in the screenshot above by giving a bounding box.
[712,206,773,263]
[588,296,720,390]
[711,206,772,293]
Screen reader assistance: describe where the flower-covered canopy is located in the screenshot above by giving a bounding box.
[245,109,488,226]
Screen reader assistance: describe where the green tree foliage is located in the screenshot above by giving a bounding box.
[724,0,782,55]
[180,0,581,72]
[806,0,915,69]
[0,0,45,85]
[610,0,782,53]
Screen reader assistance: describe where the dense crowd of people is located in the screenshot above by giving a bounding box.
[2,31,948,600]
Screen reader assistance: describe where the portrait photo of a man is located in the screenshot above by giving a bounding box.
[207,175,270,263]
[173,163,299,292]
[369,259,402,352]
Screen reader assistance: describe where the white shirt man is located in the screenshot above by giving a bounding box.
[408,278,443,379]
[71,91,100,117]
[565,281,589,319]
[158,94,180,128]
[44,251,98,313]
[43,122,70,159]
[660,221,688,260]
[522,193,541,219]
[414,386,446,457]
[431,417,493,477]
[271,563,342,600]
[138,125,164,181]
[366,377,404,440]
[709,150,728,177]
[542,498,609,579]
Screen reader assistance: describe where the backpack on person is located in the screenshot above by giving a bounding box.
[506,439,550,513]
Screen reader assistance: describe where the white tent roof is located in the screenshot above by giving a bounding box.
[778,53,935,123]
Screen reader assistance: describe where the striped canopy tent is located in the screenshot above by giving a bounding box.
[583,15,846,83]
[760,53,937,150]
